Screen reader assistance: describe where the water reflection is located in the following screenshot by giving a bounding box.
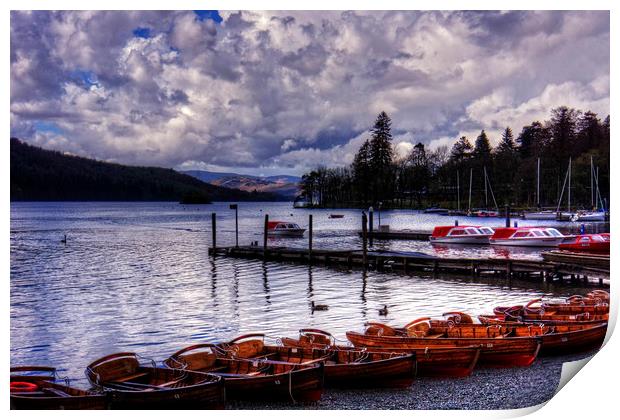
[261,261,271,306]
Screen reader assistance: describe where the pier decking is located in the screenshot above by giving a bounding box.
[208,245,609,286]
[356,230,431,241]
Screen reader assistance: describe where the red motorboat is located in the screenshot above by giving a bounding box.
[429,225,495,244]
[489,227,565,247]
[558,233,610,254]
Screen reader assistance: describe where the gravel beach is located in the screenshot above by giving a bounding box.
[227,350,597,410]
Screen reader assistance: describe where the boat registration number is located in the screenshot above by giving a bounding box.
[561,337,568,342]
[486,344,493,348]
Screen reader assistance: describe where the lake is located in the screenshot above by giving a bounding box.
[10,201,602,385]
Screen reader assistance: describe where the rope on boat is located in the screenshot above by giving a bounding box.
[135,353,157,368]
[288,368,296,404]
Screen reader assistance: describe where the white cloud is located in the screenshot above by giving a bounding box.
[10,10,609,175]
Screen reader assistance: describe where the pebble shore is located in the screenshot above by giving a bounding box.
[228,351,596,410]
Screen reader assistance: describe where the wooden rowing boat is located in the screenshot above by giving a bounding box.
[477,318,607,355]
[164,342,324,402]
[494,296,609,317]
[346,318,542,368]
[279,329,480,378]
[11,366,107,410]
[85,352,225,409]
[218,333,416,388]
[480,311,608,324]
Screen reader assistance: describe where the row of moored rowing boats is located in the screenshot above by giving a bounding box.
[10,290,609,409]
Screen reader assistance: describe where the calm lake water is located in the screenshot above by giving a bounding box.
[10,201,604,385]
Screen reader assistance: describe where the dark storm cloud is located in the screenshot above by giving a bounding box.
[10,10,610,175]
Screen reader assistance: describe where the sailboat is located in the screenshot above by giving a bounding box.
[468,167,499,217]
[523,158,557,220]
[555,157,574,221]
[571,156,607,222]
[448,170,468,216]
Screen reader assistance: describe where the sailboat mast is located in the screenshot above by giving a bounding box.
[590,156,594,208]
[567,157,571,213]
[536,158,540,208]
[468,168,472,212]
[484,166,488,209]
[457,171,460,211]
[596,166,601,210]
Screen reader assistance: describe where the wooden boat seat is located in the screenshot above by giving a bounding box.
[426,333,446,339]
[114,372,150,383]
[42,387,72,397]
[157,378,184,388]
[207,366,229,373]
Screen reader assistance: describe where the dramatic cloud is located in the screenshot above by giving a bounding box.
[10,10,609,175]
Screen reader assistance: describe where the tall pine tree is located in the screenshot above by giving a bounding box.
[369,111,394,203]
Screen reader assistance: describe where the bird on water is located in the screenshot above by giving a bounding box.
[311,301,328,311]
[379,305,388,316]
[60,235,67,244]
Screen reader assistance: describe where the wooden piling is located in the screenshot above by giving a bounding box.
[263,214,269,256]
[368,209,374,247]
[211,212,216,255]
[362,212,368,267]
[308,214,313,261]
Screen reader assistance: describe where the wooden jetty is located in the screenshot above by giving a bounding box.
[356,230,431,241]
[207,210,608,286]
[542,251,610,271]
[208,245,609,285]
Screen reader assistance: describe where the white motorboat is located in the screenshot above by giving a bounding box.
[571,211,607,222]
[489,227,565,247]
[429,225,495,245]
[267,221,306,236]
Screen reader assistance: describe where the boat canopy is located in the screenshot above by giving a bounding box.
[267,221,299,229]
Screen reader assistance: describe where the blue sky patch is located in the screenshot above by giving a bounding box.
[194,10,222,23]
[34,121,63,135]
[132,27,151,38]
[69,69,100,88]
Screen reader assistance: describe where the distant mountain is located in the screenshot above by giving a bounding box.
[10,138,283,202]
[182,170,300,199]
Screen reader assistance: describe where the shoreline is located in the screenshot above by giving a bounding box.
[227,350,596,410]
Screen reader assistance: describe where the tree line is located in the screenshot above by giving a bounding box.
[299,107,610,210]
[10,138,282,202]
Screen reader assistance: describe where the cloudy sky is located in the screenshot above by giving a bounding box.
[10,10,609,176]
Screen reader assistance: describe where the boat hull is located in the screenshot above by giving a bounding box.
[222,363,324,402]
[345,331,541,368]
[10,380,108,410]
[430,236,490,244]
[559,243,609,253]
[322,354,416,388]
[104,378,226,409]
[279,339,479,378]
[490,237,564,247]
[267,229,306,237]
[522,212,558,220]
[539,323,607,355]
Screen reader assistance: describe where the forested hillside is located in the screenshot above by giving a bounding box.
[10,138,281,202]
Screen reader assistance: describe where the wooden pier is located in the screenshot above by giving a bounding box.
[208,245,609,286]
[356,230,431,241]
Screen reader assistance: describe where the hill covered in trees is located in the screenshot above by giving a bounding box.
[10,138,282,202]
[300,107,610,210]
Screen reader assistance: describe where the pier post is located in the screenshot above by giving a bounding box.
[362,212,368,267]
[368,208,374,247]
[263,214,269,256]
[505,205,511,227]
[211,212,216,255]
[308,214,313,261]
[229,204,239,247]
